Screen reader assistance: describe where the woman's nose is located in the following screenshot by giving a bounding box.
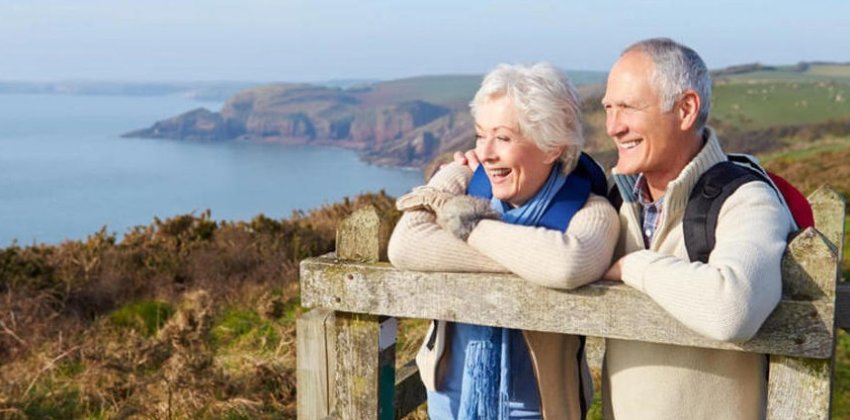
[476,138,497,161]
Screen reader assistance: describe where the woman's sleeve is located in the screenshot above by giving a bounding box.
[387,163,508,273]
[465,194,620,289]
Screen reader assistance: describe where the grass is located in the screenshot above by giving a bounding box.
[760,136,850,163]
[0,192,400,419]
[211,308,281,354]
[109,300,174,337]
[712,81,850,130]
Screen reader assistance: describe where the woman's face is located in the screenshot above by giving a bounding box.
[474,95,560,208]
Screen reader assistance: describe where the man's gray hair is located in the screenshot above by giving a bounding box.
[623,38,712,132]
[470,62,583,174]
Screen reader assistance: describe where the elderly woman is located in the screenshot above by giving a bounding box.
[388,63,619,419]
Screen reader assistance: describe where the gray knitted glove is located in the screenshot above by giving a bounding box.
[396,186,455,212]
[436,195,500,241]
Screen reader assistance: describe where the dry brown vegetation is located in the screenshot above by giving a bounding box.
[2,136,849,419]
[0,192,399,419]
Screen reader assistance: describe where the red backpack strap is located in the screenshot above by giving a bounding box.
[766,172,814,229]
[727,154,814,229]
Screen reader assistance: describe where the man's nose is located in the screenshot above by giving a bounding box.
[606,110,626,138]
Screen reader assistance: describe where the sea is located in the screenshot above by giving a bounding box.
[0,93,423,246]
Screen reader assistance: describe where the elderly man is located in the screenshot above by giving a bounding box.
[600,38,795,419]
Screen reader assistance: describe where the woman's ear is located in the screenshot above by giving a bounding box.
[678,90,701,131]
[543,147,563,165]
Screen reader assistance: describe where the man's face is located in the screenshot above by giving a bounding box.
[602,51,683,179]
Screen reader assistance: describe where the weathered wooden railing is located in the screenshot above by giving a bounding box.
[297,186,848,419]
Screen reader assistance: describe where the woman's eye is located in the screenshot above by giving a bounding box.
[496,136,510,142]
[474,134,484,141]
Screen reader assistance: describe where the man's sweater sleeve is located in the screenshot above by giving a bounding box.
[620,182,793,342]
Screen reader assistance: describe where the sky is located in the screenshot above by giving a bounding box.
[1,0,848,83]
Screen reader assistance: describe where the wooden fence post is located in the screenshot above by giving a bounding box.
[333,205,397,419]
[766,187,845,419]
[297,308,336,418]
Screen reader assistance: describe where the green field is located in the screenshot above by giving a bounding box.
[711,81,850,130]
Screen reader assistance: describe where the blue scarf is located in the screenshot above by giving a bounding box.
[457,164,567,419]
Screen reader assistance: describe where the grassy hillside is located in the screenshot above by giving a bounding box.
[717,63,850,84]
[4,63,850,418]
[0,193,402,419]
[712,81,850,130]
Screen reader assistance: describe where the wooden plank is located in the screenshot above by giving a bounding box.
[767,356,832,419]
[301,257,834,359]
[766,188,844,420]
[333,313,396,419]
[394,359,426,419]
[330,208,397,419]
[336,205,389,263]
[296,308,336,419]
[781,228,840,300]
[585,336,605,374]
[808,186,846,256]
[839,283,850,331]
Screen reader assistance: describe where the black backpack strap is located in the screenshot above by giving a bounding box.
[608,183,624,211]
[684,161,769,263]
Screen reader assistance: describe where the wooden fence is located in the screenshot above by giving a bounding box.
[297,186,848,419]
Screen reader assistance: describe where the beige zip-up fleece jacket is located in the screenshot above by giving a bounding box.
[388,162,619,419]
[603,128,795,420]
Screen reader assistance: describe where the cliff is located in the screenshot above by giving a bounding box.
[123,80,467,167]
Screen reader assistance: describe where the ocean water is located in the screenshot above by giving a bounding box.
[0,94,423,246]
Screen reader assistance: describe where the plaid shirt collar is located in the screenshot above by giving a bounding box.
[633,174,663,247]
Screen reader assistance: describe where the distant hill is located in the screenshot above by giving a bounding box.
[0,81,259,102]
[124,71,607,168]
[124,63,850,170]
[579,62,850,169]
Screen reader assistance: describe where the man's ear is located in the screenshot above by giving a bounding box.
[678,90,701,131]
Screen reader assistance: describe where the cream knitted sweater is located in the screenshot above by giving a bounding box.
[603,129,795,420]
[388,162,620,289]
[388,162,619,419]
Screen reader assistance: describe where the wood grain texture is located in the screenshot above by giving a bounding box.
[301,257,834,359]
[767,356,832,420]
[782,228,839,300]
[296,309,336,419]
[808,186,846,256]
[333,313,381,419]
[336,205,389,263]
[765,188,842,419]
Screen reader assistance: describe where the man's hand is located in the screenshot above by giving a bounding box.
[453,150,480,172]
[603,258,624,281]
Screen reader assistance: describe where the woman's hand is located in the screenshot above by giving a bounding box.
[453,150,481,172]
[396,186,455,213]
[435,195,500,241]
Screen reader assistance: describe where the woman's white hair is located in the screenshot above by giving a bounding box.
[470,62,584,174]
[623,38,712,134]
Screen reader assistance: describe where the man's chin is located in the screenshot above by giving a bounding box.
[614,162,640,175]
